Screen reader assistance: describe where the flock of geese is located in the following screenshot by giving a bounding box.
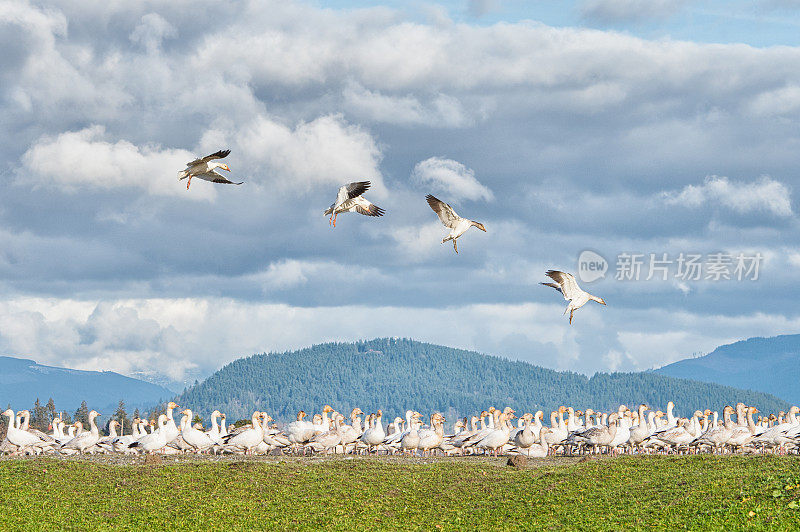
[176,149,607,323]
[3,401,799,458]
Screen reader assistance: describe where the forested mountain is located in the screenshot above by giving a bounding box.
[175,338,790,421]
[655,334,800,405]
[0,355,173,414]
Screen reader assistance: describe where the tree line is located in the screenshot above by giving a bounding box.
[173,338,792,422]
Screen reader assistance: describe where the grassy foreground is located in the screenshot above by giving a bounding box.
[1,455,800,530]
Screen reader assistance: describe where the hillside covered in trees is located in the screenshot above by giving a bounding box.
[175,338,790,421]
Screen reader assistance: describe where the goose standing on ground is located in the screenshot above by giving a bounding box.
[513,413,536,452]
[521,428,551,458]
[222,411,264,455]
[476,411,514,457]
[205,410,224,446]
[324,181,384,227]
[177,149,242,189]
[400,412,423,455]
[541,270,607,324]
[338,408,365,452]
[627,404,650,450]
[113,418,142,453]
[307,415,344,455]
[163,402,180,444]
[425,194,486,254]
[286,410,316,453]
[129,415,168,454]
[417,413,446,456]
[96,421,120,452]
[180,409,215,452]
[360,410,386,453]
[3,409,54,454]
[17,411,56,446]
[61,410,101,454]
[568,413,619,454]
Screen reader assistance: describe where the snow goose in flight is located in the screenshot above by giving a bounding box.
[425,195,486,254]
[177,149,243,189]
[324,181,384,227]
[541,270,606,324]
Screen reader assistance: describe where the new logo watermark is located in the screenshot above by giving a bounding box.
[577,250,763,283]
[577,250,608,283]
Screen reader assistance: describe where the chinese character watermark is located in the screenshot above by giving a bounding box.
[577,251,763,283]
[607,252,762,282]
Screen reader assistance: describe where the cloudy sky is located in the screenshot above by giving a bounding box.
[3,0,800,389]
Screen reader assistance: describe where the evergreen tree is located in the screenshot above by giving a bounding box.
[133,408,141,421]
[45,398,56,422]
[114,400,129,435]
[74,401,89,427]
[32,398,48,431]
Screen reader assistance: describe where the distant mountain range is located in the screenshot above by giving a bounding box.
[0,356,173,415]
[175,338,790,421]
[655,334,800,406]
[6,335,795,422]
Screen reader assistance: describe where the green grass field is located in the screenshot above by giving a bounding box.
[1,455,800,530]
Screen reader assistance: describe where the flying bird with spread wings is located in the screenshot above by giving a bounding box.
[324,181,385,227]
[177,149,243,189]
[425,194,486,254]
[541,270,606,324]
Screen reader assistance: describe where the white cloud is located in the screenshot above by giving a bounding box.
[411,157,493,202]
[249,259,388,291]
[235,114,385,195]
[580,0,687,23]
[387,222,446,261]
[673,280,691,295]
[748,85,800,117]
[20,126,215,200]
[661,175,793,217]
[342,82,469,127]
[129,13,177,54]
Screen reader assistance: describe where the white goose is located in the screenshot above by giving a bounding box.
[3,409,54,454]
[177,149,242,189]
[360,410,386,453]
[520,427,551,458]
[627,404,651,449]
[306,415,344,454]
[61,410,101,454]
[568,413,619,454]
[95,420,120,453]
[180,409,215,452]
[205,410,224,446]
[417,413,446,455]
[113,418,144,453]
[400,413,423,455]
[285,410,316,451]
[324,181,384,227]
[129,415,168,454]
[425,194,486,254]
[337,408,365,452]
[476,411,513,457]
[541,270,606,324]
[513,413,536,452]
[222,411,264,454]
